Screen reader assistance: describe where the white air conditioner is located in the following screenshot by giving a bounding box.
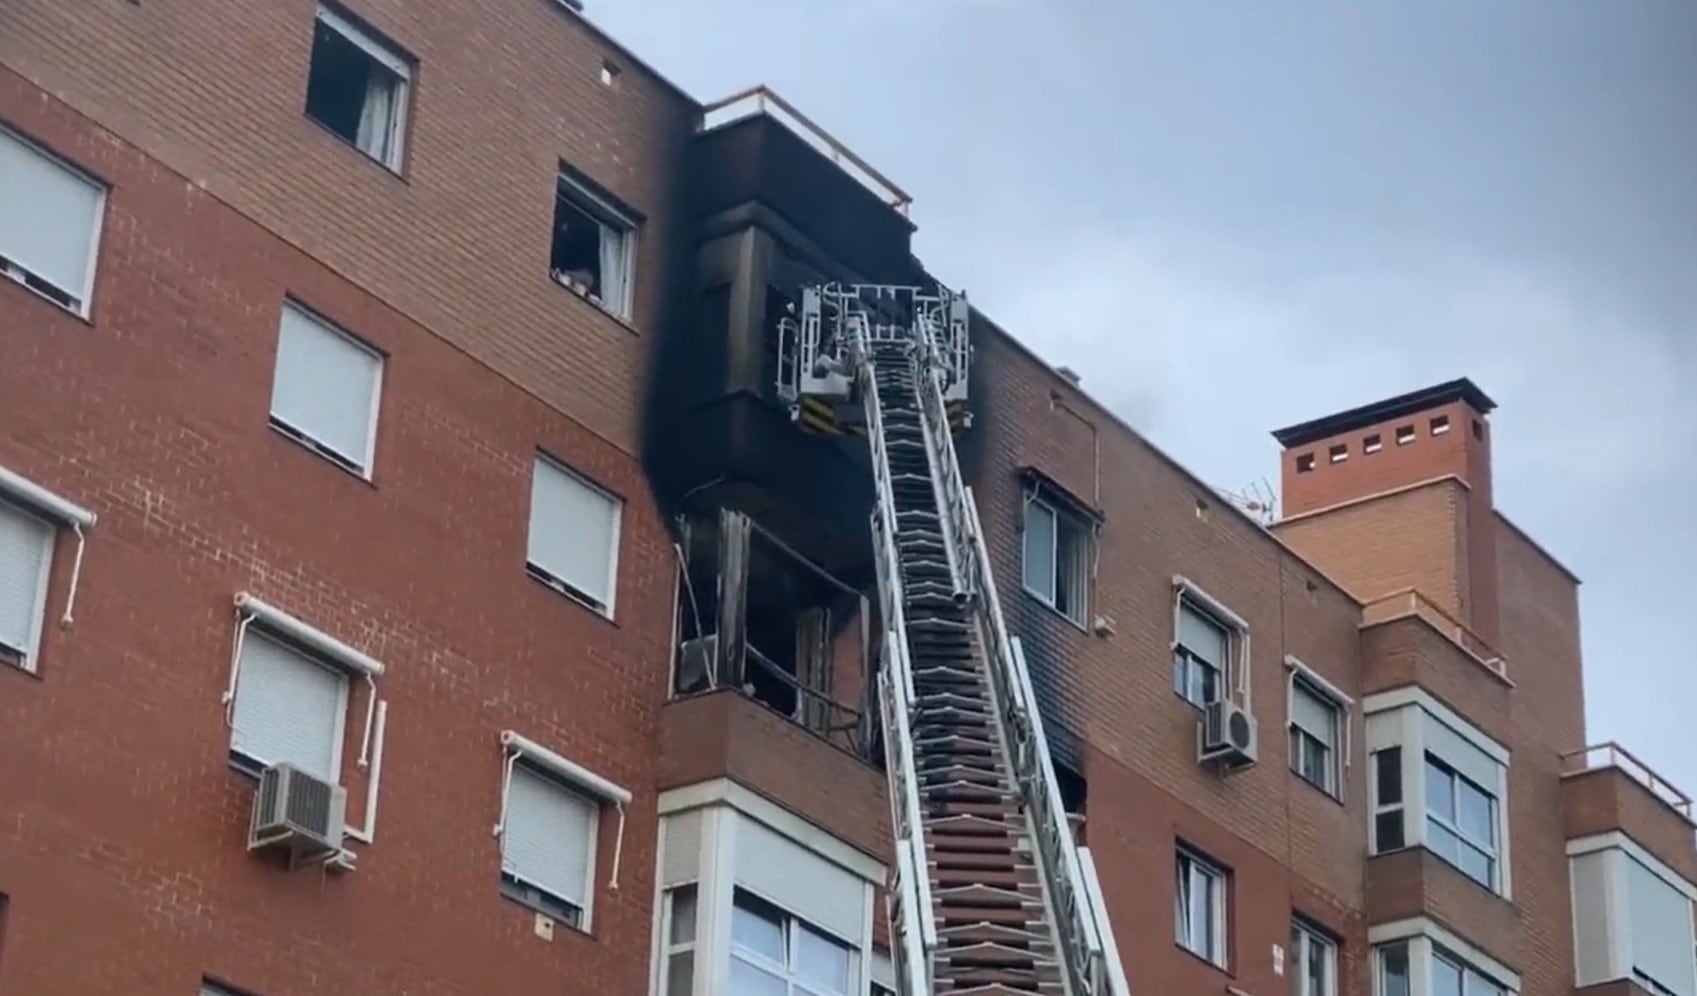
[1199,699,1258,770]
[248,763,347,866]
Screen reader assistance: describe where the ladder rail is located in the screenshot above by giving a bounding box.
[856,319,940,990]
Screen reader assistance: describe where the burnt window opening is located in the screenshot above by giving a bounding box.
[672,511,874,758]
[1022,490,1093,626]
[304,7,410,171]
[1295,453,1316,473]
[551,174,636,319]
[1055,763,1089,845]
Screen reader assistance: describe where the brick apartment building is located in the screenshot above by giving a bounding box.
[0,2,1691,996]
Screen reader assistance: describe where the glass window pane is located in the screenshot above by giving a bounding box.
[1375,748,1403,806]
[1431,954,1465,996]
[665,952,694,996]
[1374,811,1405,851]
[1307,935,1327,996]
[1198,661,1218,705]
[795,927,851,994]
[1459,843,1493,886]
[1023,502,1057,601]
[1380,943,1411,996]
[1173,650,1190,698]
[669,886,697,945]
[1425,757,1455,821]
[730,956,789,996]
[1457,781,1495,846]
[1465,972,1507,996]
[1428,820,1462,865]
[731,901,785,963]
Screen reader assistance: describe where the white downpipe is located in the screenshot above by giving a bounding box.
[357,673,378,769]
[345,698,387,844]
[60,522,87,626]
[222,610,256,725]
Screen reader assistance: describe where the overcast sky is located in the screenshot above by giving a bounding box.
[595,2,1697,790]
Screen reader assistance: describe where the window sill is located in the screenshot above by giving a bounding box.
[1173,690,1209,712]
[268,420,376,486]
[550,273,639,336]
[1019,585,1090,634]
[499,881,593,939]
[526,565,617,626]
[304,115,408,182]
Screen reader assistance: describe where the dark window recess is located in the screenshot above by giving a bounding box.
[1375,811,1406,851]
[304,17,404,164]
[1363,433,1383,454]
[552,196,606,296]
[1328,443,1348,463]
[1376,748,1403,805]
[1472,419,1484,441]
[1430,414,1451,435]
[1295,452,1315,473]
[1395,424,1416,445]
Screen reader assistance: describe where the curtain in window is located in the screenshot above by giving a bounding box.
[355,78,395,161]
[598,224,629,315]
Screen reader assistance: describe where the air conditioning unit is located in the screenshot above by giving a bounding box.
[248,763,347,866]
[1199,699,1258,770]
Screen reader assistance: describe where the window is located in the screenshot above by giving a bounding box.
[0,497,54,670]
[1364,433,1383,454]
[1175,848,1227,967]
[1571,838,1697,996]
[304,5,410,170]
[228,630,350,782]
[1431,947,1507,996]
[1291,920,1337,996]
[1395,424,1416,445]
[1376,942,1411,996]
[269,302,383,475]
[1328,443,1348,464]
[1430,415,1451,436]
[1173,599,1228,707]
[660,886,698,996]
[1022,494,1091,624]
[1289,676,1342,796]
[0,124,104,315]
[499,763,598,927]
[730,890,855,995]
[1424,754,1498,889]
[1371,748,1406,851]
[551,172,637,319]
[1296,452,1316,473]
[1365,690,1510,896]
[527,455,622,615]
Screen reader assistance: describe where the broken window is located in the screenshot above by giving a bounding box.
[551,173,636,319]
[304,6,411,171]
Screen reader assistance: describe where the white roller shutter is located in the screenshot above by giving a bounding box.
[1420,709,1501,792]
[527,457,620,610]
[734,816,866,943]
[502,765,598,907]
[0,499,52,661]
[662,809,704,887]
[270,303,382,471]
[1627,855,1697,996]
[1291,681,1337,746]
[0,126,103,306]
[230,632,348,782]
[1178,602,1229,668]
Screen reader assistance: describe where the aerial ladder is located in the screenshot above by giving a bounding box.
[778,285,1130,996]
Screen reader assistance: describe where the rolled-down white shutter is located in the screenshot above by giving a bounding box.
[270,304,382,470]
[1178,602,1229,667]
[0,500,52,660]
[230,632,348,782]
[1291,681,1337,746]
[503,765,597,907]
[0,126,103,304]
[1627,855,1697,996]
[527,458,620,609]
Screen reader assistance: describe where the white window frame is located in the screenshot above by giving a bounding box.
[1423,754,1499,890]
[494,730,631,932]
[659,884,699,996]
[526,454,623,618]
[729,888,859,996]
[1292,919,1338,996]
[1568,832,1697,996]
[0,465,97,672]
[1369,917,1520,996]
[223,592,384,785]
[1171,578,1249,710]
[1371,746,1407,853]
[308,5,411,171]
[553,172,638,320]
[1020,490,1092,626]
[1286,656,1351,799]
[1364,688,1512,898]
[269,300,384,477]
[0,123,106,317]
[1175,846,1228,968]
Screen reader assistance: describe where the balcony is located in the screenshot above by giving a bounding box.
[1360,589,1513,741]
[1562,742,1697,883]
[1367,847,1523,974]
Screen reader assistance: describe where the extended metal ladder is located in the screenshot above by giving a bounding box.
[780,286,1129,996]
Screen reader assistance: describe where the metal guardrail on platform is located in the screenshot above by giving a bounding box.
[1360,588,1509,682]
[1562,742,1694,822]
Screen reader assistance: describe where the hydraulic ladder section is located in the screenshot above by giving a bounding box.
[779,286,1128,996]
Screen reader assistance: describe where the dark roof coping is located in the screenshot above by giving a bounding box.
[1272,378,1498,449]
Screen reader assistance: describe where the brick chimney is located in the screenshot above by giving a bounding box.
[1270,379,1501,644]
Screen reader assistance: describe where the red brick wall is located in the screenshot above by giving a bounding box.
[972,329,1374,995]
[0,0,699,454]
[1275,479,1469,614]
[0,74,674,995]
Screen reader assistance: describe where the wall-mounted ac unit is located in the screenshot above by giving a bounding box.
[248,763,347,866]
[1199,699,1258,770]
